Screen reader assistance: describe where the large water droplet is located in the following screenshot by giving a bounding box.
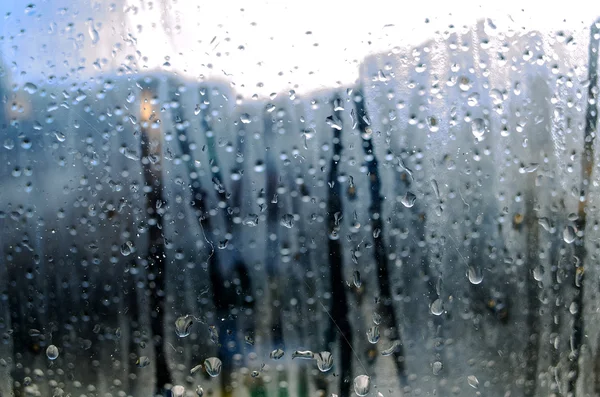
[316,351,333,372]
[354,375,371,396]
[175,315,194,338]
[366,326,380,344]
[46,345,59,360]
[204,357,222,377]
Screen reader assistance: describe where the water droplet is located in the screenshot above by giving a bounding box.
[292,350,314,359]
[243,214,259,227]
[575,267,584,288]
[326,115,342,130]
[270,348,285,359]
[175,315,194,338]
[204,357,222,377]
[240,113,251,124]
[430,299,444,316]
[333,98,344,111]
[136,356,150,368]
[353,375,371,396]
[46,345,59,360]
[471,118,487,141]
[196,386,204,397]
[533,265,544,282]
[280,214,294,229]
[432,361,443,375]
[372,312,382,325]
[120,241,134,256]
[467,375,479,389]
[251,370,260,378]
[244,335,255,345]
[54,131,66,142]
[172,385,185,397]
[28,329,41,337]
[400,191,417,208]
[381,340,400,356]
[427,116,439,132]
[88,24,99,44]
[372,228,381,238]
[538,217,553,233]
[24,82,38,94]
[190,364,203,374]
[316,351,334,372]
[467,266,483,285]
[563,225,576,244]
[353,270,362,288]
[208,325,219,345]
[367,326,380,344]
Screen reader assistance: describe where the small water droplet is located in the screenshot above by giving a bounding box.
[353,375,371,396]
[316,351,334,372]
[292,350,314,359]
[381,340,400,356]
[471,118,487,141]
[400,191,417,208]
[353,270,362,288]
[430,299,444,316]
[120,241,134,256]
[366,326,380,344]
[270,348,285,359]
[24,82,38,94]
[467,375,479,389]
[240,113,251,124]
[195,386,204,397]
[280,214,294,229]
[46,345,59,360]
[204,357,222,377]
[432,361,443,375]
[190,364,203,374]
[427,116,439,132]
[563,225,576,244]
[372,312,381,325]
[244,335,255,345]
[172,385,185,397]
[136,356,150,368]
[54,131,66,142]
[326,115,342,131]
[467,266,483,285]
[533,265,544,282]
[251,370,260,378]
[175,315,194,338]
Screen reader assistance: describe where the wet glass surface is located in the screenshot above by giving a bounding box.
[1,2,600,397]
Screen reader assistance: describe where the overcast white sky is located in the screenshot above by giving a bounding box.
[1,0,598,96]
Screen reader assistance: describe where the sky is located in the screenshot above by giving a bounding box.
[1,0,599,96]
